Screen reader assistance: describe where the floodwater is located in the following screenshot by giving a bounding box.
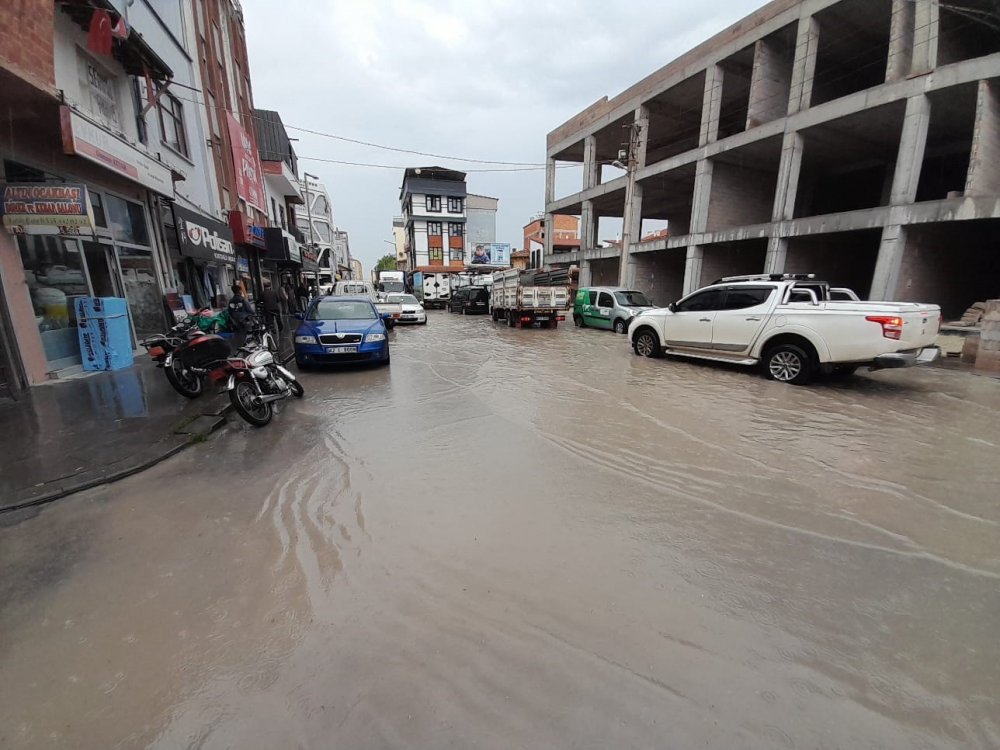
[2,311,999,749]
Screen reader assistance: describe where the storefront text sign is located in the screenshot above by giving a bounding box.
[60,106,172,194]
[228,210,268,249]
[226,114,265,212]
[0,183,96,235]
[172,204,235,264]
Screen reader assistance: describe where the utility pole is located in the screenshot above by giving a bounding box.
[618,118,644,286]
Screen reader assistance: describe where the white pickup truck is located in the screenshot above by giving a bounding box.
[628,274,941,384]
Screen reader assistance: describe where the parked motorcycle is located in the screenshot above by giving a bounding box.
[209,342,303,427]
[145,313,276,399]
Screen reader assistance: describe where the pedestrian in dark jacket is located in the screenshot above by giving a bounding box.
[260,280,283,332]
[296,282,309,313]
[227,283,255,329]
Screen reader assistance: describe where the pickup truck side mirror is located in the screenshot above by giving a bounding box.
[668,302,677,312]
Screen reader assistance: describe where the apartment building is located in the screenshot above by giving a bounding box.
[544,0,1000,317]
[400,166,468,271]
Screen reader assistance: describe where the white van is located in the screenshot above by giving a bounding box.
[330,280,402,326]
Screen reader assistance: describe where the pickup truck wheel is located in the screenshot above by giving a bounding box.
[633,329,661,358]
[764,344,814,385]
[613,319,627,334]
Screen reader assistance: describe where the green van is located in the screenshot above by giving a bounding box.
[573,287,655,333]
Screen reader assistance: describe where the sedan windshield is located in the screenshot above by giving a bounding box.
[615,290,651,307]
[388,294,419,305]
[309,300,377,320]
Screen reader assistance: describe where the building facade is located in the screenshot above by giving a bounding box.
[466,194,499,249]
[330,230,352,280]
[0,0,214,394]
[350,257,363,282]
[392,216,407,271]
[400,166,468,271]
[295,176,344,284]
[524,214,580,269]
[544,0,1000,315]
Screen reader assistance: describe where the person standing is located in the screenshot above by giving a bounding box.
[226,282,255,343]
[296,280,309,313]
[260,280,283,333]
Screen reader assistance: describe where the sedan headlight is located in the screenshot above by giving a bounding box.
[294,334,317,344]
[366,333,386,343]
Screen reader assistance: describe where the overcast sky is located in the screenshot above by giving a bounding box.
[241,0,762,275]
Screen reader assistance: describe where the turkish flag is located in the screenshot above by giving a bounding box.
[111,15,128,40]
[87,9,113,56]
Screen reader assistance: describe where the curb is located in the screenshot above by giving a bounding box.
[0,352,296,516]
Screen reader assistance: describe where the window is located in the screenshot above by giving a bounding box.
[132,79,148,144]
[588,291,598,304]
[104,195,150,245]
[675,290,725,312]
[427,222,442,236]
[597,292,614,308]
[279,205,286,229]
[271,198,278,224]
[448,222,464,237]
[614,290,651,307]
[206,91,220,138]
[448,197,463,213]
[426,195,441,212]
[158,92,188,156]
[90,192,108,228]
[310,300,377,321]
[429,247,443,262]
[722,287,773,310]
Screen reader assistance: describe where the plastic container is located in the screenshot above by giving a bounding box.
[76,297,134,372]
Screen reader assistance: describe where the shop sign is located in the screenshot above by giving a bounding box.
[60,106,172,194]
[171,204,235,264]
[228,210,267,249]
[77,48,121,128]
[236,257,249,273]
[226,113,265,212]
[1,183,96,235]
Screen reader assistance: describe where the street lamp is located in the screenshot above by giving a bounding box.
[302,172,319,285]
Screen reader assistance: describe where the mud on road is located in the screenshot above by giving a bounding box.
[2,311,999,749]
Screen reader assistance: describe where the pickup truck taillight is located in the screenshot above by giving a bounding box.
[866,315,903,340]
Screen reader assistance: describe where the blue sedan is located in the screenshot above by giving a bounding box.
[294,296,390,368]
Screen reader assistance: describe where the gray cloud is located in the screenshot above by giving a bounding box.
[242,0,762,273]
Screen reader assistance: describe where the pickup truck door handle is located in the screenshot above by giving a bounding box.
[699,318,711,322]
[745,316,762,321]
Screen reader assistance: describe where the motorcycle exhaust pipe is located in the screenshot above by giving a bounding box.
[256,393,288,404]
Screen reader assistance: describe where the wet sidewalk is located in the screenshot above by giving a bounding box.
[0,318,297,512]
[0,358,228,513]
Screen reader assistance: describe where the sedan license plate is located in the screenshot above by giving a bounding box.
[326,346,358,354]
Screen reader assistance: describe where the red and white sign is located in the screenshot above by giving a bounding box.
[60,106,172,194]
[226,113,265,213]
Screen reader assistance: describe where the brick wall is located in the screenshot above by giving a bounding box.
[0,0,55,88]
[705,161,778,232]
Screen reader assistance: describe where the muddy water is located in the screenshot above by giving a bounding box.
[2,311,999,749]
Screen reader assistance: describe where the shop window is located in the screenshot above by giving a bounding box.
[104,195,150,246]
[16,235,88,366]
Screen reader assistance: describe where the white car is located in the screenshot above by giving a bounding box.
[386,293,427,324]
[628,274,941,384]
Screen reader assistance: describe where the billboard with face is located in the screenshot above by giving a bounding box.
[470,243,510,267]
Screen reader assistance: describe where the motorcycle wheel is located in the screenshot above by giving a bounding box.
[230,380,273,426]
[165,359,203,398]
[288,379,304,398]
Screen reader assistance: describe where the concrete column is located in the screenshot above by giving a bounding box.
[618,106,649,286]
[911,0,939,75]
[577,260,592,288]
[771,131,805,222]
[870,224,907,300]
[543,213,554,262]
[747,38,793,128]
[886,0,915,82]
[700,64,724,146]
[764,236,788,274]
[544,157,556,205]
[683,246,705,295]
[966,80,1000,197]
[583,135,599,190]
[890,94,932,204]
[787,15,819,115]
[580,199,597,250]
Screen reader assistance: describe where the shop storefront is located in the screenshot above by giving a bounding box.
[229,210,268,304]
[264,228,302,289]
[1,176,165,374]
[163,204,236,310]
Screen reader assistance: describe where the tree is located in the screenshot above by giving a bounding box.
[375,254,397,272]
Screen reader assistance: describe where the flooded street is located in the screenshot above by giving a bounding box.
[2,310,999,749]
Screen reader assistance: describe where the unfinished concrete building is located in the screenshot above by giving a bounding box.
[544,0,1000,317]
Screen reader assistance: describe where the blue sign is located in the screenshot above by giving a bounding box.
[248,224,266,248]
[236,257,249,273]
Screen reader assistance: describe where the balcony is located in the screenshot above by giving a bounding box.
[262,160,303,203]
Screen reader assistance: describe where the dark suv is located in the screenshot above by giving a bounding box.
[448,286,490,315]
